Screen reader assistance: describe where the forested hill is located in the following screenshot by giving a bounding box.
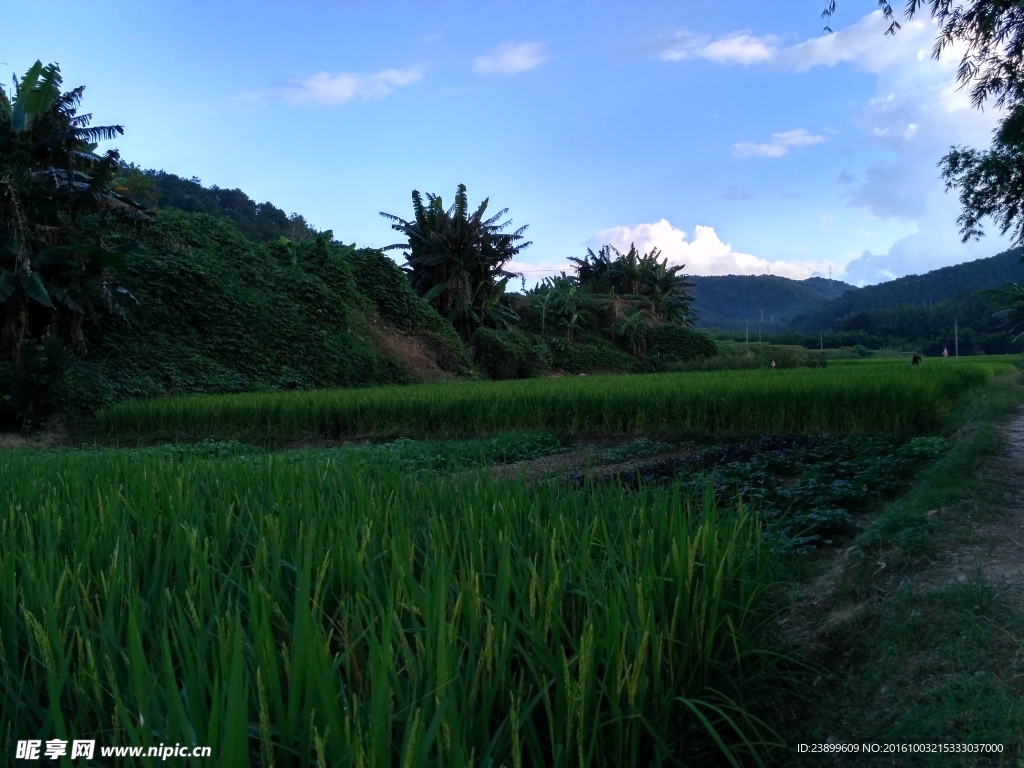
[690,274,857,331]
[789,248,1024,331]
[118,165,318,244]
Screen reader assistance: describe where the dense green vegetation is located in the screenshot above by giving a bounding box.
[470,245,717,379]
[381,184,529,341]
[5,34,1024,768]
[688,250,1024,356]
[118,164,318,244]
[97,361,1006,442]
[567,243,697,326]
[1,61,151,367]
[591,433,951,550]
[691,274,854,331]
[0,447,785,767]
[725,291,1024,356]
[1,208,474,429]
[787,361,1024,765]
[10,360,1023,766]
[789,248,1024,332]
[0,63,475,430]
[0,62,718,434]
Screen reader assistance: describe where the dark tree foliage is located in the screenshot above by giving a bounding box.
[569,243,696,325]
[52,210,472,417]
[0,61,150,365]
[789,247,1023,330]
[119,165,316,244]
[380,184,530,341]
[987,281,1024,338]
[941,108,1024,244]
[689,274,856,331]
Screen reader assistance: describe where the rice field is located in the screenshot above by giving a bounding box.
[97,360,1014,441]
[0,449,783,767]
[10,357,1019,765]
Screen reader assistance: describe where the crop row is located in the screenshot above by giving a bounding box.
[1,450,782,766]
[97,361,1009,439]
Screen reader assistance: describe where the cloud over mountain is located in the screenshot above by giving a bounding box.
[587,219,829,279]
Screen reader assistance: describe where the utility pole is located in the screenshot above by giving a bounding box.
[955,316,959,359]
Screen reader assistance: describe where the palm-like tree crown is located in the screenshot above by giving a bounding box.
[570,242,696,326]
[1,61,150,363]
[381,184,530,340]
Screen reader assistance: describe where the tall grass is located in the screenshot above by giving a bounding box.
[97,362,1010,441]
[0,450,786,766]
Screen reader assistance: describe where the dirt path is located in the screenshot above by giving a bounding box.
[902,407,1024,600]
[489,443,695,487]
[779,407,1024,649]
[0,415,73,449]
[958,408,1024,596]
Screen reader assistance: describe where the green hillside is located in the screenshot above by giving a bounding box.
[118,165,318,243]
[690,273,856,330]
[2,208,474,428]
[790,248,1024,331]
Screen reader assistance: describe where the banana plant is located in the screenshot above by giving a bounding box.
[381,184,530,340]
[615,309,650,357]
[1,60,150,363]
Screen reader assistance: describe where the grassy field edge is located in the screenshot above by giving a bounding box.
[779,366,1024,766]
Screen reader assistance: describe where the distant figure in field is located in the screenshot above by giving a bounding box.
[770,359,776,370]
[912,354,921,365]
[942,346,949,359]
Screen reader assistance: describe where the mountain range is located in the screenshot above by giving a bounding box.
[690,248,1024,332]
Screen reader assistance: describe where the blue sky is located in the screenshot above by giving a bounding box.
[5,0,1013,285]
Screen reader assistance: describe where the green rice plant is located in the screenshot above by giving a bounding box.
[0,449,788,766]
[97,361,1011,441]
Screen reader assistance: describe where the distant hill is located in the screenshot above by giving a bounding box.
[690,274,857,331]
[118,165,318,244]
[790,248,1024,331]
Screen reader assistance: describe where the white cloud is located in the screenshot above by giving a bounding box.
[655,11,932,73]
[840,191,1009,285]
[475,42,548,75]
[842,30,1003,226]
[586,218,830,279]
[775,11,933,73]
[270,68,423,105]
[701,32,779,65]
[660,9,1014,283]
[657,31,778,65]
[733,128,826,158]
[506,257,574,286]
